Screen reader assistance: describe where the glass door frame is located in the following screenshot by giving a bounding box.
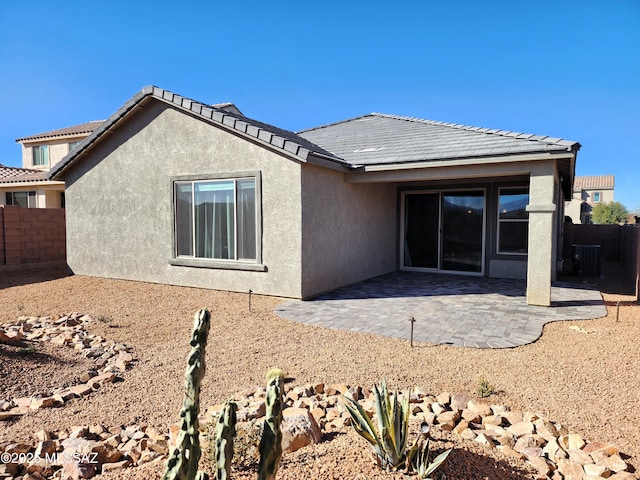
[399,188,487,276]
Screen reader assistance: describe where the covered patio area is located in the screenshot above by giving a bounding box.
[275,272,606,348]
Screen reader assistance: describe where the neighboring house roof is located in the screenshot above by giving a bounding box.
[0,164,50,184]
[49,86,345,180]
[16,120,104,143]
[298,113,580,167]
[573,175,614,191]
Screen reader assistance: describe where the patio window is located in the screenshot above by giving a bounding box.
[32,145,49,167]
[497,188,529,254]
[173,175,260,265]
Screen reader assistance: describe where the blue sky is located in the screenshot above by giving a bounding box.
[1,1,638,210]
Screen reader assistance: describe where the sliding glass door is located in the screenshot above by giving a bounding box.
[402,190,485,274]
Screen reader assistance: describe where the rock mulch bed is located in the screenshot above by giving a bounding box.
[0,313,636,480]
[1,381,636,479]
[0,314,134,421]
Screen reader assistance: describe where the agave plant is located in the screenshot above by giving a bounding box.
[342,379,411,469]
[407,436,452,479]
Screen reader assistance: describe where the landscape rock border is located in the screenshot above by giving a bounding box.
[0,382,636,479]
[0,314,135,421]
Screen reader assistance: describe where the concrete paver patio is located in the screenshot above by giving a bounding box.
[275,272,607,348]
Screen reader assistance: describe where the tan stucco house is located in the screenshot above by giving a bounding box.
[564,175,615,224]
[0,121,103,208]
[49,86,580,306]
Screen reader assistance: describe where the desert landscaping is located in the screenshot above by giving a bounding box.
[0,264,638,480]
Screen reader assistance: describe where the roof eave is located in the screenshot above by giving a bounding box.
[357,149,578,172]
[50,86,346,180]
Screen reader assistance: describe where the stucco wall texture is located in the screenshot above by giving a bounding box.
[63,103,305,298]
[301,164,397,298]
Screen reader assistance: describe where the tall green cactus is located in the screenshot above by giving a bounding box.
[257,368,284,480]
[214,400,237,480]
[163,309,211,480]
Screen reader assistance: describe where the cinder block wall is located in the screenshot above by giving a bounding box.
[0,206,66,266]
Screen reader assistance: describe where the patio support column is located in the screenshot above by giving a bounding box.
[526,161,558,306]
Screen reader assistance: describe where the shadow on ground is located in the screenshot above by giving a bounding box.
[0,265,71,289]
[559,261,637,298]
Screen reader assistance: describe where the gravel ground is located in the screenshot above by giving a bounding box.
[0,263,638,479]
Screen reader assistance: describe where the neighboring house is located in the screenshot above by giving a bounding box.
[564,175,615,224]
[0,164,55,207]
[0,121,103,208]
[49,86,580,306]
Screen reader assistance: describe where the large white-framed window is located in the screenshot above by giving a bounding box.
[6,191,36,208]
[497,187,529,254]
[32,145,49,167]
[171,172,264,271]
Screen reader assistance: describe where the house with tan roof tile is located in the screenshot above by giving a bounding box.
[49,86,581,306]
[0,121,103,208]
[564,175,615,224]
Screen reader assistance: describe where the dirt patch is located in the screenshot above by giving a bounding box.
[0,339,95,400]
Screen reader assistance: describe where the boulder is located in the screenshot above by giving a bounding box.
[281,407,322,453]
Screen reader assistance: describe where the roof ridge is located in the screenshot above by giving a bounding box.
[370,112,574,147]
[297,113,375,134]
[49,86,347,180]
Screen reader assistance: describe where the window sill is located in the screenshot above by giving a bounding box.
[170,257,267,272]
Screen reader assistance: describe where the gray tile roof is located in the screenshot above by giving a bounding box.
[48,86,580,181]
[49,86,345,180]
[299,113,580,167]
[16,120,104,143]
[0,164,50,183]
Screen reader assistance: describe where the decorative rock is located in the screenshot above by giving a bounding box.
[450,392,470,411]
[61,458,96,479]
[100,459,131,473]
[597,454,628,473]
[482,415,506,427]
[567,448,594,465]
[452,419,469,435]
[281,407,322,453]
[508,421,535,438]
[431,402,446,415]
[583,463,612,477]
[435,391,450,406]
[475,433,495,447]
[436,410,460,431]
[459,427,477,440]
[461,409,481,423]
[468,400,493,417]
[514,434,545,453]
[496,444,524,460]
[557,459,586,479]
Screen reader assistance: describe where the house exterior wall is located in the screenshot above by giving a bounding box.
[300,165,397,298]
[21,137,86,171]
[63,102,304,298]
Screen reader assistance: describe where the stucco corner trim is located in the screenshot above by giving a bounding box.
[169,258,268,272]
